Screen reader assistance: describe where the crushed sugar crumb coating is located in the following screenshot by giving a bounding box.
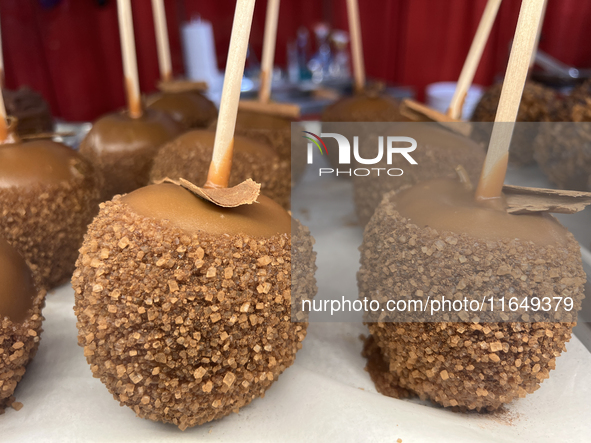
[1,289,46,413]
[358,190,586,411]
[150,136,291,210]
[0,162,100,289]
[72,197,316,430]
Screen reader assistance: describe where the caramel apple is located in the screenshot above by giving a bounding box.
[150,130,291,209]
[352,123,486,226]
[79,109,182,200]
[72,182,316,429]
[358,178,586,411]
[146,91,217,130]
[0,237,46,413]
[0,138,100,288]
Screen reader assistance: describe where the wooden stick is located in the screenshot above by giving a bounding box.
[205,0,256,189]
[400,99,472,137]
[151,0,173,82]
[259,0,280,104]
[117,0,142,118]
[529,0,548,68]
[346,0,365,92]
[475,0,546,200]
[447,0,502,119]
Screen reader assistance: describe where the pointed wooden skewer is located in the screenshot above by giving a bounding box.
[401,0,502,131]
[238,0,300,119]
[346,0,365,93]
[117,0,142,118]
[475,0,546,200]
[205,0,257,189]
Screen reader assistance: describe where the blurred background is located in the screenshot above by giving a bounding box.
[1,0,590,122]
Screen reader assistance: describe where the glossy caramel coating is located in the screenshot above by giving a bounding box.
[150,130,291,209]
[123,183,291,238]
[0,140,101,288]
[395,179,568,246]
[147,91,217,130]
[0,140,84,188]
[80,109,182,200]
[0,238,36,323]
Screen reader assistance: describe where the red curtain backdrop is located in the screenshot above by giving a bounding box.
[1,0,590,122]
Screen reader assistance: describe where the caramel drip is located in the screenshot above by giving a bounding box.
[475,151,509,201]
[0,117,7,143]
[259,69,270,103]
[162,70,173,83]
[395,178,569,247]
[125,76,143,119]
[205,137,234,189]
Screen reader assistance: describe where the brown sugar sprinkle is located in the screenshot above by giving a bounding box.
[1,290,46,414]
[72,197,317,429]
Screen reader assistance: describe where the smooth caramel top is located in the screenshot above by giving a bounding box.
[123,183,291,238]
[235,110,292,130]
[170,129,278,158]
[0,238,37,323]
[394,179,569,247]
[0,140,83,188]
[84,109,182,155]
